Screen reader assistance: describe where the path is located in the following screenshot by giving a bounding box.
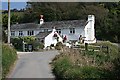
[8,50,59,78]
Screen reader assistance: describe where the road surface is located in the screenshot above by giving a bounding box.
[8,50,59,78]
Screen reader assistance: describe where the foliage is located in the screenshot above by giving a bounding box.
[55,42,63,50]
[2,30,7,43]
[2,12,23,30]
[52,56,110,80]
[2,2,120,42]
[50,44,54,47]
[52,41,120,79]
[11,36,44,51]
[11,37,23,51]
[2,44,17,78]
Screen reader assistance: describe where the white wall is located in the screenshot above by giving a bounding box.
[61,27,85,41]
[44,29,63,48]
[84,15,96,43]
[11,30,41,37]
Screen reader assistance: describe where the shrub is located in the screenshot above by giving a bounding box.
[52,41,120,80]
[32,41,44,51]
[2,44,17,78]
[11,36,43,51]
[55,42,63,50]
[50,44,54,47]
[52,56,106,80]
[11,37,23,51]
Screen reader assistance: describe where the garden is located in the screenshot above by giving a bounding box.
[11,36,44,51]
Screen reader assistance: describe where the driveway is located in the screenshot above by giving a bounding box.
[8,50,59,78]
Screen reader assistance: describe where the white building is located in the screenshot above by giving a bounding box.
[10,15,96,47]
[44,29,63,48]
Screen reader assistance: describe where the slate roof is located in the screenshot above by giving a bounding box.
[11,23,40,30]
[11,20,86,30]
[35,31,52,38]
[41,20,86,28]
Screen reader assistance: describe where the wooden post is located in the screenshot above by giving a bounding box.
[85,43,88,51]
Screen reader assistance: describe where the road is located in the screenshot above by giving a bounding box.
[8,50,59,78]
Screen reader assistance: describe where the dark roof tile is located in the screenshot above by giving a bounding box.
[11,20,86,30]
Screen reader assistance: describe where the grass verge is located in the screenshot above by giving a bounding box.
[2,44,17,78]
[52,41,120,80]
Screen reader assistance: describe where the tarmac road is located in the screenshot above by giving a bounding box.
[8,50,59,78]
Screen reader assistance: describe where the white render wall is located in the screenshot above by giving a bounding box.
[44,29,63,48]
[61,27,85,41]
[11,30,40,37]
[84,15,96,43]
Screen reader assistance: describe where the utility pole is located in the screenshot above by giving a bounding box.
[8,0,11,44]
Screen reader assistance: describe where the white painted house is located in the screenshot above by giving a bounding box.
[44,29,63,48]
[10,15,96,48]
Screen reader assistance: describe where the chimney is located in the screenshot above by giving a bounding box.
[40,15,44,25]
[88,15,95,23]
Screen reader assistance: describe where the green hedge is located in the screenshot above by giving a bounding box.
[2,44,17,78]
[11,37,44,51]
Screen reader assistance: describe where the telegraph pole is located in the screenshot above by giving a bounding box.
[8,0,11,44]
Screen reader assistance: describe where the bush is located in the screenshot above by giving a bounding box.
[55,42,63,50]
[52,41,120,80]
[33,42,44,51]
[52,56,107,80]
[2,44,17,78]
[11,37,23,51]
[11,36,44,51]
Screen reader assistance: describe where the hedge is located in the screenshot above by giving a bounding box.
[2,44,17,78]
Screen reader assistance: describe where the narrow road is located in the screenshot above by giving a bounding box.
[8,50,59,78]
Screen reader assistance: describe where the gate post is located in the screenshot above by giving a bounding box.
[85,43,88,51]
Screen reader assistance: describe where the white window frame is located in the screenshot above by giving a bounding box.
[28,30,34,36]
[56,29,61,34]
[11,31,15,36]
[69,28,75,34]
[19,31,23,36]
[44,29,48,32]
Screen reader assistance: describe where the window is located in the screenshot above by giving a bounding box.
[11,31,15,36]
[28,31,34,36]
[19,31,23,36]
[44,29,48,32]
[56,29,61,34]
[69,28,75,34]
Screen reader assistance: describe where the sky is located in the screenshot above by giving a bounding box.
[2,2,27,10]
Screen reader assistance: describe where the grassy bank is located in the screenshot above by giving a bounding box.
[2,44,17,78]
[52,41,120,80]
